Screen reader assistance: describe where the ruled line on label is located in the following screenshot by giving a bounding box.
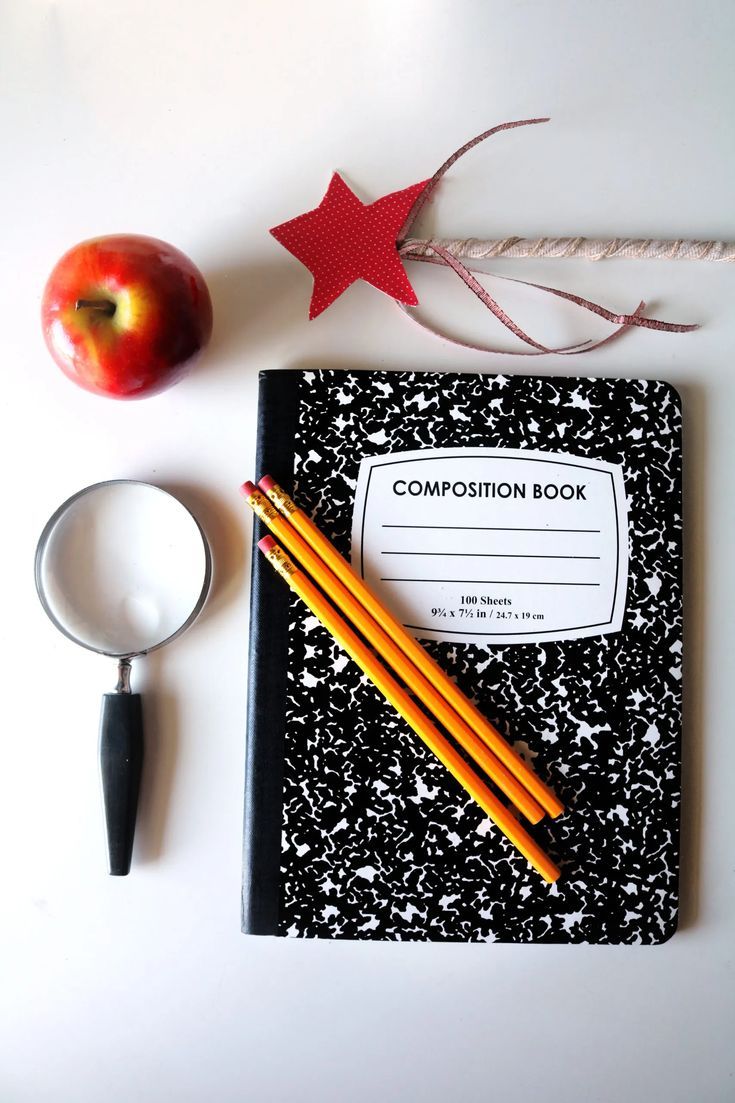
[380,551,601,560]
[379,578,602,587]
[381,524,601,533]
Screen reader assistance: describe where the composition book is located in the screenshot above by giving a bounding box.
[243,369,682,943]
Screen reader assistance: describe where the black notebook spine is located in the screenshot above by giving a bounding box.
[242,370,300,935]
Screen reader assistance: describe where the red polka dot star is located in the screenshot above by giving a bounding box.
[270,172,428,319]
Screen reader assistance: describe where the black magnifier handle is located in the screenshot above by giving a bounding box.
[99,660,143,876]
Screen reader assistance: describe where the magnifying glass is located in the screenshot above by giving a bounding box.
[35,480,212,876]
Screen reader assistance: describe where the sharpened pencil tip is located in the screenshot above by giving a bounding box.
[258,535,276,553]
[240,481,258,499]
[258,474,277,493]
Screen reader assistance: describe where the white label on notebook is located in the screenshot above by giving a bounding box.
[351,448,629,645]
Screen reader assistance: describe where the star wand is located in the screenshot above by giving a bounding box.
[270,118,707,355]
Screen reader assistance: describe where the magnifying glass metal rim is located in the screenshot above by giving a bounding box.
[34,478,213,661]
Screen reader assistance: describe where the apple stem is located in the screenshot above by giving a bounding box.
[75,298,116,317]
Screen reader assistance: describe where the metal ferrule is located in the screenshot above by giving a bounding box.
[264,543,297,579]
[264,484,298,516]
[115,658,133,694]
[248,489,280,523]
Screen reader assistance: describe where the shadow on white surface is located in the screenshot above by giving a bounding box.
[136,664,179,864]
[678,380,706,931]
[198,258,309,374]
[161,480,249,627]
[133,481,249,865]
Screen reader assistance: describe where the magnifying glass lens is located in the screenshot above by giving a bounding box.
[37,482,209,655]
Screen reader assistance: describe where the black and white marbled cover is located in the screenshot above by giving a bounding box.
[244,370,682,943]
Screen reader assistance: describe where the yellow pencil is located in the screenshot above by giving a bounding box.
[258,475,564,820]
[257,536,560,884]
[242,482,544,824]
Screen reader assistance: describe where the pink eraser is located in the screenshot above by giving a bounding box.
[240,481,258,499]
[258,535,277,554]
[258,474,277,493]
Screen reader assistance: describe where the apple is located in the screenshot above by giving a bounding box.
[41,234,213,399]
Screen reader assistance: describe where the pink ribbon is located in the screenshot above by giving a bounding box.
[397,118,698,355]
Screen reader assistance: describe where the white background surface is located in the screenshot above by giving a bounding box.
[1,2,733,1100]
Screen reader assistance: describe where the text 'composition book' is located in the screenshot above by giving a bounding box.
[243,370,682,943]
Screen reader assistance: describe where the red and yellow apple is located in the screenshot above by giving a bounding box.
[41,234,213,399]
